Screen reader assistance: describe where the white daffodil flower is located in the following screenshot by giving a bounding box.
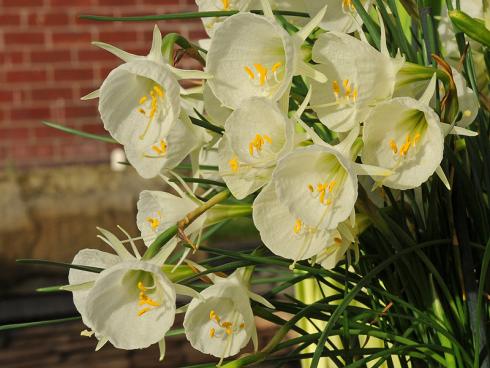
[306,0,368,33]
[67,228,199,359]
[315,219,361,270]
[206,7,327,109]
[84,260,177,351]
[310,30,404,132]
[452,68,480,128]
[183,269,273,361]
[253,182,335,262]
[137,190,206,247]
[272,144,358,230]
[125,111,209,179]
[218,97,294,199]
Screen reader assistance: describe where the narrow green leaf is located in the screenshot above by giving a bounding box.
[42,120,117,144]
[0,316,81,332]
[16,259,103,273]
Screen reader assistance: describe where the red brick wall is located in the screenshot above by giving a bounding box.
[0,0,206,168]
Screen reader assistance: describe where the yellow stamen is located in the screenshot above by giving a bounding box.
[308,184,314,192]
[138,84,165,140]
[253,63,267,86]
[138,307,151,316]
[153,85,164,97]
[271,62,282,73]
[463,110,472,117]
[248,133,272,156]
[210,328,216,337]
[413,133,421,146]
[221,0,230,9]
[263,134,272,144]
[332,80,340,97]
[225,328,232,336]
[138,108,145,115]
[151,140,167,156]
[244,66,255,80]
[139,96,147,105]
[294,219,302,234]
[239,323,245,329]
[389,139,398,154]
[138,281,147,292]
[229,157,239,173]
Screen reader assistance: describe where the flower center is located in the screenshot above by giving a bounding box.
[137,281,160,316]
[332,79,358,105]
[209,310,245,338]
[146,211,162,232]
[249,134,272,156]
[220,0,230,9]
[244,62,283,88]
[307,180,337,206]
[294,219,302,234]
[137,84,166,140]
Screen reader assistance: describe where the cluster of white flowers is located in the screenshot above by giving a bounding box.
[67,0,479,363]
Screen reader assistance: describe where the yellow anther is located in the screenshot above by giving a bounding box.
[328,180,336,192]
[138,281,147,292]
[153,85,164,97]
[249,134,272,156]
[229,157,239,173]
[221,0,230,9]
[225,328,232,336]
[389,139,398,154]
[271,62,282,73]
[239,323,245,329]
[221,321,232,328]
[138,108,146,115]
[343,79,351,94]
[413,133,421,146]
[463,110,472,117]
[308,184,314,192]
[310,180,336,205]
[138,307,151,316]
[147,217,160,231]
[210,328,216,337]
[326,198,332,205]
[334,237,342,244]
[244,66,255,80]
[352,88,358,102]
[294,219,302,234]
[253,63,268,86]
[342,0,354,10]
[139,96,148,105]
[332,80,340,96]
[151,140,167,156]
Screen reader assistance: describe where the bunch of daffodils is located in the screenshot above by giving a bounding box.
[18,0,489,367]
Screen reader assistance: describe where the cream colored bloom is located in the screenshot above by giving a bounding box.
[205,9,326,109]
[218,97,294,199]
[306,0,369,33]
[183,269,273,360]
[310,31,404,132]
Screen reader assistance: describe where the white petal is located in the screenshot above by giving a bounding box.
[81,89,100,101]
[435,166,451,190]
[97,227,134,261]
[296,4,327,41]
[92,41,140,62]
[441,123,479,137]
[158,339,166,361]
[247,291,275,309]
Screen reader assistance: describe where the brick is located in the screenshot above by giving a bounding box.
[0,14,22,26]
[27,12,70,26]
[10,107,51,121]
[64,104,97,119]
[2,0,45,6]
[0,51,26,64]
[0,127,30,140]
[76,48,117,62]
[54,68,94,81]
[6,70,47,83]
[51,31,92,44]
[34,125,70,139]
[30,50,71,63]
[96,0,135,5]
[0,91,15,103]
[30,87,73,101]
[97,31,138,43]
[4,32,45,45]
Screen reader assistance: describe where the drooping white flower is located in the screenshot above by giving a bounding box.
[218,97,294,199]
[183,269,273,360]
[136,190,206,247]
[272,144,358,230]
[305,0,369,33]
[253,182,334,262]
[310,30,404,132]
[452,68,480,128]
[84,260,177,351]
[205,8,327,109]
